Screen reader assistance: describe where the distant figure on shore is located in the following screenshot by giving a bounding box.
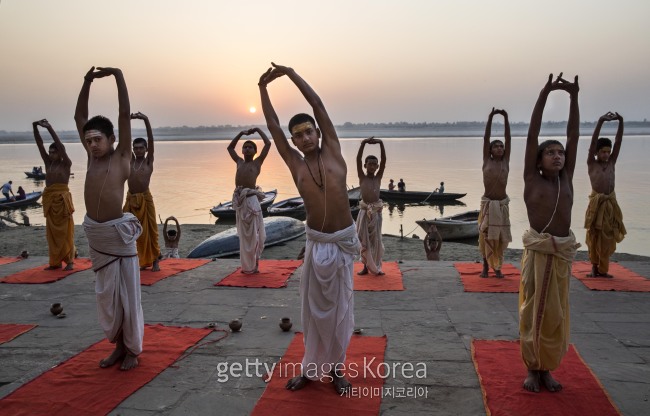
[479,108,512,278]
[356,136,386,275]
[123,112,161,272]
[585,112,626,278]
[33,119,75,271]
[388,178,395,190]
[15,186,26,201]
[162,216,181,259]
[259,62,360,395]
[434,181,445,193]
[520,73,581,393]
[397,178,406,192]
[75,66,143,371]
[2,180,15,201]
[227,128,272,274]
[423,223,442,261]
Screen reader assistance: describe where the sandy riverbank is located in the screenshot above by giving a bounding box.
[1,223,648,263]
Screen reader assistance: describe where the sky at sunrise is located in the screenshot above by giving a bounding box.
[1,0,649,131]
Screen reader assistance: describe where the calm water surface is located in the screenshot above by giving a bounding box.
[2,136,649,256]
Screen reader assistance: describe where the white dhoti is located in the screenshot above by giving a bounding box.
[161,247,180,259]
[83,213,144,356]
[301,223,361,380]
[356,200,385,274]
[233,186,266,273]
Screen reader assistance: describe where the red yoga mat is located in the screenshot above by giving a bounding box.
[353,261,404,291]
[140,258,210,286]
[0,256,21,266]
[572,261,650,292]
[216,259,302,288]
[252,333,387,416]
[454,262,521,293]
[471,339,621,416]
[0,323,37,344]
[0,324,212,415]
[0,258,93,284]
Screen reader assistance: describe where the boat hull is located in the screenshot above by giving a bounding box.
[0,192,42,210]
[187,216,306,258]
[210,189,277,219]
[416,210,480,241]
[379,190,466,203]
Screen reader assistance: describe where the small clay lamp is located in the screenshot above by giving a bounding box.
[279,317,293,332]
[229,319,242,332]
[50,303,63,316]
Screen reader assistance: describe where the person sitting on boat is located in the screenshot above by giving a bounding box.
[2,181,15,201]
[397,178,406,192]
[227,127,272,274]
[15,186,26,201]
[388,179,395,190]
[356,136,386,276]
[162,216,182,259]
[434,181,445,193]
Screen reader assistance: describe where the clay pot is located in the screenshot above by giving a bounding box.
[20,250,29,259]
[279,317,293,332]
[229,319,242,332]
[50,303,63,316]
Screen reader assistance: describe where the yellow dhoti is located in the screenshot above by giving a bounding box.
[478,196,512,270]
[42,183,75,267]
[584,191,626,274]
[123,190,160,268]
[519,229,580,371]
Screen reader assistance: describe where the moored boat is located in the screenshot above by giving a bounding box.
[379,189,466,203]
[24,171,46,180]
[416,210,479,241]
[267,196,305,217]
[209,189,277,219]
[0,191,43,210]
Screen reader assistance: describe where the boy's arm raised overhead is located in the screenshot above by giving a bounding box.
[561,75,580,179]
[499,109,511,161]
[483,108,496,162]
[377,138,386,178]
[99,67,132,159]
[227,131,246,163]
[356,138,369,179]
[74,67,96,154]
[33,119,50,164]
[131,111,154,163]
[610,112,624,164]
[253,127,272,165]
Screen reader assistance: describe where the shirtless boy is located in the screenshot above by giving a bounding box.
[162,216,181,259]
[585,112,626,277]
[424,223,442,261]
[123,111,161,272]
[33,119,75,271]
[259,63,360,394]
[227,128,272,273]
[356,136,386,275]
[479,108,512,278]
[520,73,581,393]
[75,66,144,371]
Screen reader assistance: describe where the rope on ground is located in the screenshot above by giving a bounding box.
[170,325,230,367]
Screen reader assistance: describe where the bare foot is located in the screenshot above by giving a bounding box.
[522,370,540,393]
[140,265,150,271]
[44,265,61,271]
[495,269,504,278]
[152,260,160,272]
[63,263,74,271]
[376,271,385,276]
[540,370,562,392]
[99,344,126,368]
[480,259,489,278]
[357,267,368,275]
[120,353,139,371]
[331,370,351,395]
[286,375,310,391]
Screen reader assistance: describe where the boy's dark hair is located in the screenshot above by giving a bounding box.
[536,139,564,162]
[288,113,316,135]
[489,140,504,152]
[133,137,147,147]
[83,115,114,138]
[597,137,612,150]
[365,155,378,164]
[167,229,177,237]
[243,140,257,152]
[48,143,58,150]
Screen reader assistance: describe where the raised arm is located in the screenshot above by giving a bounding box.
[376,138,386,178]
[74,67,96,153]
[562,75,580,177]
[253,127,272,164]
[131,112,154,162]
[524,74,555,179]
[356,138,369,178]
[483,108,496,161]
[227,131,246,162]
[103,67,132,158]
[500,109,511,161]
[610,112,624,164]
[259,67,300,165]
[33,120,50,164]
[44,120,71,166]
[588,113,610,165]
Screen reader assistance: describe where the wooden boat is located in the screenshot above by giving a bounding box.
[0,191,43,210]
[379,189,466,203]
[209,189,277,219]
[268,196,305,217]
[416,210,480,241]
[347,186,361,206]
[24,171,46,180]
[187,216,305,258]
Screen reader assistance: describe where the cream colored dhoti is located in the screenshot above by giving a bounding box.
[478,196,512,271]
[584,190,626,274]
[356,199,384,274]
[301,223,361,380]
[233,186,266,273]
[83,213,144,356]
[519,229,580,371]
[42,183,76,267]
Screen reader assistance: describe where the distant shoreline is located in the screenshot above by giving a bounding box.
[2,121,649,144]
